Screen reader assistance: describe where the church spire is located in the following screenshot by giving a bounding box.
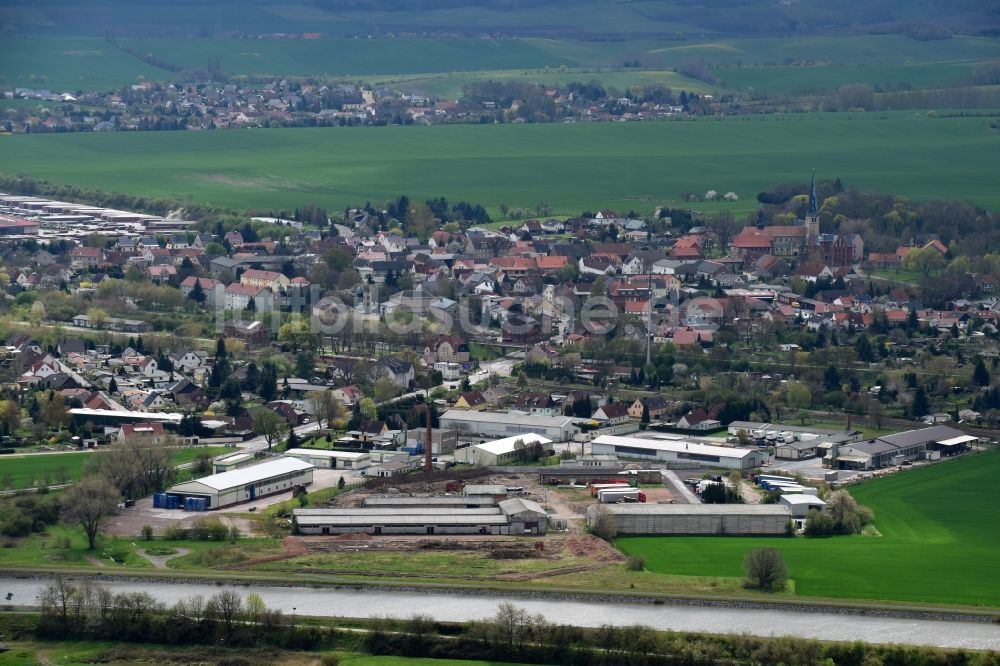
[807,169,818,217]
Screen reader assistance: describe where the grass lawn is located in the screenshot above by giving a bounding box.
[775,420,898,441]
[168,445,233,466]
[617,449,1000,608]
[0,452,89,488]
[0,641,530,666]
[250,548,592,579]
[2,112,998,217]
[867,267,926,284]
[0,525,152,569]
[0,447,231,490]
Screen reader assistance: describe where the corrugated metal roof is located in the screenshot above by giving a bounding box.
[593,434,756,459]
[285,448,368,460]
[596,504,791,516]
[171,457,313,492]
[294,514,509,526]
[440,410,577,428]
[295,507,501,516]
[471,433,552,456]
[877,425,963,448]
[363,496,496,507]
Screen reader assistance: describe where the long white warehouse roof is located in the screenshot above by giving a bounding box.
[70,408,183,422]
[473,433,552,456]
[285,448,369,460]
[172,457,313,492]
[440,410,577,428]
[592,434,757,459]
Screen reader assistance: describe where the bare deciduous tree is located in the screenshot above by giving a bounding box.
[60,476,119,549]
[743,548,789,591]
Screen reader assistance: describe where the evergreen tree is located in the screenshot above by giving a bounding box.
[189,279,206,303]
[823,364,841,391]
[973,358,990,387]
[911,387,930,418]
[258,362,278,402]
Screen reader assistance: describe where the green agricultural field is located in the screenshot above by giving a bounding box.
[719,63,975,96]
[1,452,89,489]
[1,112,997,216]
[0,447,231,490]
[0,37,172,92]
[618,449,1000,608]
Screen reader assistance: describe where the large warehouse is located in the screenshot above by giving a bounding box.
[363,496,496,509]
[440,410,580,441]
[284,448,371,470]
[587,503,792,535]
[591,434,765,470]
[293,497,549,536]
[453,433,553,466]
[165,457,314,510]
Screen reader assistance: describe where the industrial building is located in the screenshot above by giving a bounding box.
[284,448,371,470]
[822,425,973,470]
[363,495,496,509]
[587,503,791,535]
[440,410,580,441]
[779,494,828,518]
[591,434,764,470]
[165,457,314,510]
[213,451,256,473]
[293,497,549,536]
[453,433,553,466]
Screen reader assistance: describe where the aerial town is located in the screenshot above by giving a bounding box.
[1,1,999,663]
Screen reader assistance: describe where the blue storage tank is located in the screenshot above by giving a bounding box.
[153,493,164,508]
[165,495,179,510]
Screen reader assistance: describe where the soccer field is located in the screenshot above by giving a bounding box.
[617,449,1000,607]
[1,112,996,216]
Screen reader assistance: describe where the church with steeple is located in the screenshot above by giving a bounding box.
[804,169,820,243]
[730,170,863,269]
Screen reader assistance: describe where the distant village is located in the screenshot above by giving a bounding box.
[4,75,712,134]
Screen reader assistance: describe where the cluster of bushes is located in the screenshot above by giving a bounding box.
[362,603,996,666]
[0,494,60,538]
[804,491,874,536]
[37,579,331,650]
[163,517,238,542]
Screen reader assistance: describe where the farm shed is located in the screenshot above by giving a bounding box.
[166,457,313,510]
[591,435,764,470]
[293,497,548,536]
[213,451,255,473]
[440,410,580,441]
[453,433,553,466]
[284,448,371,470]
[587,503,791,535]
[779,494,828,518]
[774,440,819,460]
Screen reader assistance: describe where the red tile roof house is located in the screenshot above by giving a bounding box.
[591,402,631,425]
